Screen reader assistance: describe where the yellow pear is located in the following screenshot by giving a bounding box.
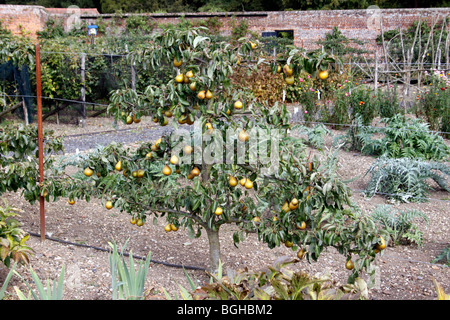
[162,164,172,176]
[238,129,249,142]
[289,198,299,210]
[184,145,193,155]
[165,110,173,117]
[283,64,293,76]
[376,236,387,250]
[105,201,113,210]
[205,89,213,99]
[186,70,194,78]
[175,74,184,83]
[170,155,179,165]
[285,76,295,85]
[173,57,182,67]
[214,207,223,216]
[345,259,354,270]
[197,90,206,100]
[115,160,122,171]
[319,70,329,80]
[187,173,195,180]
[244,179,253,189]
[84,167,94,177]
[297,221,306,230]
[282,201,290,213]
[297,249,306,259]
[178,115,188,124]
[229,176,238,187]
[234,100,243,109]
[132,115,141,123]
[191,167,200,176]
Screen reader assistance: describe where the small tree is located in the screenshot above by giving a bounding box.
[42,26,384,283]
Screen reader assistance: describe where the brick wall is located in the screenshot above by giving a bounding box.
[77,8,450,52]
[0,5,47,38]
[1,5,449,51]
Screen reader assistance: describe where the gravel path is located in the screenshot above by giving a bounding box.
[62,126,176,154]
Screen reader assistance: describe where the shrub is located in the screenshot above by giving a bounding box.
[364,157,450,203]
[375,85,402,119]
[231,62,285,105]
[335,114,450,161]
[36,19,66,39]
[292,123,330,149]
[371,205,428,247]
[415,69,450,137]
[125,15,156,35]
[334,85,376,126]
[0,201,33,267]
[164,258,369,300]
[432,245,450,266]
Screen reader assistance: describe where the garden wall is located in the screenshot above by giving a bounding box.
[1,5,449,51]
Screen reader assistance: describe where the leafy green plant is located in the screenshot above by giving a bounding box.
[13,265,65,300]
[36,19,66,39]
[292,123,330,149]
[317,26,370,62]
[364,157,450,203]
[108,240,152,300]
[336,114,450,161]
[162,266,202,300]
[0,263,16,300]
[125,15,156,35]
[334,85,376,126]
[375,86,402,119]
[0,124,64,204]
[0,200,33,267]
[432,245,450,266]
[164,257,369,300]
[415,70,450,136]
[371,205,428,247]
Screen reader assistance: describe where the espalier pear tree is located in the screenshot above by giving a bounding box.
[50,26,386,283]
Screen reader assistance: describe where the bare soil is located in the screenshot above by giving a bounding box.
[0,111,449,301]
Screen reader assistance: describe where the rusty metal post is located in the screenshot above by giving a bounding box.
[35,43,45,242]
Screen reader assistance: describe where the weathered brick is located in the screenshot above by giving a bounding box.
[1,5,449,51]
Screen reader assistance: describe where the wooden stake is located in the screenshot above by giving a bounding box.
[81,53,86,128]
[35,43,45,242]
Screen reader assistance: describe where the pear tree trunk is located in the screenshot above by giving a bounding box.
[205,226,221,273]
